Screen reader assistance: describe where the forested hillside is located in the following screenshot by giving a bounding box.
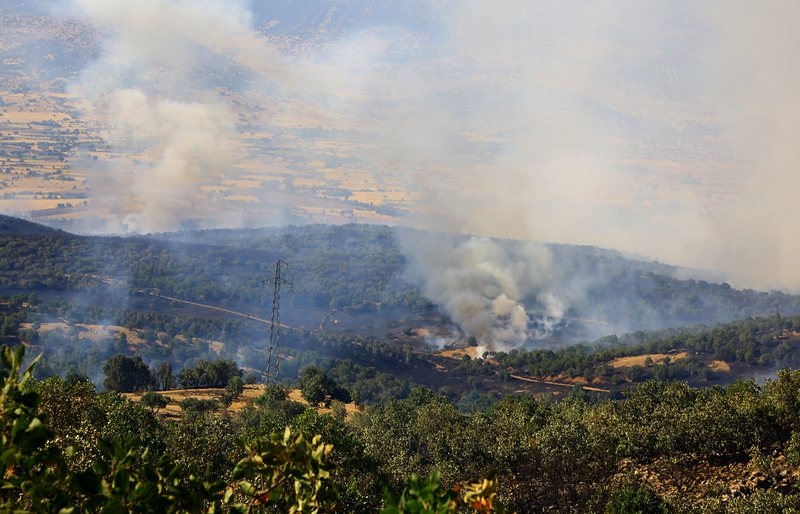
[4,279,800,410]
[1,215,798,340]
[2,215,800,402]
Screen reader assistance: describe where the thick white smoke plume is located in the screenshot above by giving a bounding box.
[401,232,563,352]
[98,90,234,232]
[390,0,800,345]
[68,0,284,232]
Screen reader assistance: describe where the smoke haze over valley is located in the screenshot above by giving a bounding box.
[2,0,800,349]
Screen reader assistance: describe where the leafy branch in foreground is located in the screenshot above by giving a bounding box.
[0,345,70,511]
[382,471,512,514]
[2,344,511,513]
[1,344,225,512]
[67,438,227,513]
[229,427,337,513]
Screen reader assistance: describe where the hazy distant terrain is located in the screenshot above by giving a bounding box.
[0,1,422,230]
[2,0,794,295]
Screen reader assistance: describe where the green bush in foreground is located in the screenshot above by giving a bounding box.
[0,345,70,511]
[1,345,505,513]
[1,345,226,512]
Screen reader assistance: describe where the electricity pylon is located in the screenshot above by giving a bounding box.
[264,259,291,383]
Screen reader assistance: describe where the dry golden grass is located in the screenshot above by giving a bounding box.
[125,386,362,421]
[22,321,145,345]
[610,352,688,369]
[348,190,413,205]
[0,199,76,210]
[223,194,259,203]
[42,210,91,220]
[708,360,731,372]
[30,322,66,332]
[286,389,361,418]
[200,185,229,193]
[437,346,480,360]
[126,385,264,420]
[1,176,50,189]
[222,179,262,189]
[344,209,397,224]
[2,110,70,123]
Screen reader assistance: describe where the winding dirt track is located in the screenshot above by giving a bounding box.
[510,374,610,393]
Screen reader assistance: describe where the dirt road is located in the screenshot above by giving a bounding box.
[510,374,610,393]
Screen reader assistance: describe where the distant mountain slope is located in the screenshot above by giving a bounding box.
[151,223,800,337]
[2,216,800,341]
[0,214,67,237]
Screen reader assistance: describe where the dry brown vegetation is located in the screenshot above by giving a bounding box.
[21,321,145,345]
[616,453,800,505]
[437,345,480,360]
[510,373,611,394]
[124,385,361,421]
[610,351,689,369]
[709,359,732,373]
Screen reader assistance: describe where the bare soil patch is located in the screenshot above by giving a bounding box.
[437,345,480,360]
[21,321,144,345]
[708,360,731,373]
[610,351,688,369]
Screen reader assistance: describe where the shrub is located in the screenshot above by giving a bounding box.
[140,391,169,413]
[606,481,670,514]
[231,427,337,512]
[220,376,244,407]
[382,471,457,514]
[179,397,218,418]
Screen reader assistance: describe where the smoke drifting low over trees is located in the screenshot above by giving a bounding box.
[26,0,800,294]
[2,217,800,358]
[11,0,800,351]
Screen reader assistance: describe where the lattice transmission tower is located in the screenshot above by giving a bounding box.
[264,259,291,383]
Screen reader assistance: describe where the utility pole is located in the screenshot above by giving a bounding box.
[264,259,291,384]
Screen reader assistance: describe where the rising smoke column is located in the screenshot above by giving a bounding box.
[67,0,278,233]
[386,0,743,346]
[384,1,643,348]
[401,231,563,352]
[100,89,235,232]
[413,0,800,297]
